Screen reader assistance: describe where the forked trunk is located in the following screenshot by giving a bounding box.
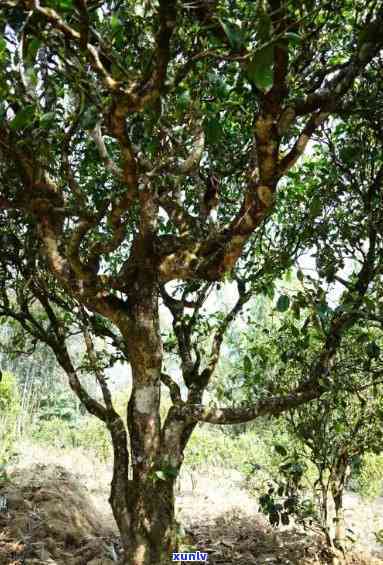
[108,437,180,565]
[112,276,182,564]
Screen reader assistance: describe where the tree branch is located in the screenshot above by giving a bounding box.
[278,111,329,175]
[292,13,383,115]
[89,123,123,180]
[161,373,182,404]
[26,0,120,91]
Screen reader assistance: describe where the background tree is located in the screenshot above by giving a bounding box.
[224,100,383,551]
[245,319,383,549]
[233,297,383,551]
[279,323,383,548]
[0,1,383,564]
[0,320,82,432]
[0,371,20,466]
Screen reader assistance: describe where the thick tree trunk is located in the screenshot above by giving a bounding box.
[109,474,178,564]
[113,272,181,564]
[108,409,181,565]
[122,478,178,565]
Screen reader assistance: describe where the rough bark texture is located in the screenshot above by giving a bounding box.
[116,267,179,563]
[330,456,349,551]
[122,480,177,565]
[0,3,382,565]
[318,478,333,548]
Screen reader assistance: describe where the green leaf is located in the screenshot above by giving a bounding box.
[285,32,301,46]
[0,36,7,62]
[309,199,322,218]
[290,325,300,338]
[40,112,56,128]
[315,302,331,319]
[110,14,121,30]
[80,106,99,130]
[246,46,274,91]
[27,38,41,62]
[164,466,178,478]
[10,105,35,129]
[219,19,244,51]
[280,350,288,363]
[53,0,74,10]
[259,493,271,508]
[334,422,343,434]
[367,341,380,359]
[328,54,348,65]
[243,355,252,373]
[257,13,272,42]
[204,116,222,144]
[292,301,301,319]
[274,444,288,457]
[155,466,177,481]
[177,90,191,112]
[276,294,290,313]
[26,68,38,87]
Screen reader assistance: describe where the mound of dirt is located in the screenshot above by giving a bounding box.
[0,464,118,565]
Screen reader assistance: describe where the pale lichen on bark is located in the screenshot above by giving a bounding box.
[135,385,159,414]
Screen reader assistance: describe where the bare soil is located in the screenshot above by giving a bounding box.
[0,443,382,565]
[177,471,383,564]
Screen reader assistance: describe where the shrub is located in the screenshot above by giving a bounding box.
[0,371,20,465]
[356,453,383,500]
[31,414,112,461]
[183,422,284,477]
[75,417,112,462]
[31,417,79,448]
[0,370,19,413]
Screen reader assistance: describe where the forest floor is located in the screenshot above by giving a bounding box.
[0,442,383,565]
